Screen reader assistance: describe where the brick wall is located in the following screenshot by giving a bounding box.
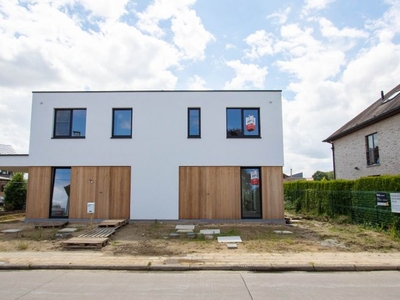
[333,114,400,179]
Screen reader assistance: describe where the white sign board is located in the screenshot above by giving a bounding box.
[87,202,95,214]
[390,193,400,213]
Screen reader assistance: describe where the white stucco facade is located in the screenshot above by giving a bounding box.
[333,114,400,180]
[15,90,283,219]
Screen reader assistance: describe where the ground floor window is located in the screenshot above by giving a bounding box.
[50,168,71,218]
[241,167,261,218]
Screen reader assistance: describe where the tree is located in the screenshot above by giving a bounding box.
[312,170,334,181]
[4,172,27,211]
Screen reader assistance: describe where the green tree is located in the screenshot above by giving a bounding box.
[4,173,27,211]
[312,170,334,181]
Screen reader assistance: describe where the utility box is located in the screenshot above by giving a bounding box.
[87,202,95,214]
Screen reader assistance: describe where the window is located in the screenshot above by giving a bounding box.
[112,108,132,138]
[54,109,86,138]
[366,133,379,166]
[188,108,201,138]
[50,168,71,218]
[241,167,262,219]
[226,108,260,138]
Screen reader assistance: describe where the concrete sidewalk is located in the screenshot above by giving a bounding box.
[1,251,400,272]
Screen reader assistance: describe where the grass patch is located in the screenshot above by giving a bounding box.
[17,242,29,250]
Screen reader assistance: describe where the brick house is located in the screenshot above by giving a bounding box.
[323,83,400,179]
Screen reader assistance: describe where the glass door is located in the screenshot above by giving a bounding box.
[241,167,262,218]
[50,168,71,218]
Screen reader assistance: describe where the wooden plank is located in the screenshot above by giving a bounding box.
[98,219,128,229]
[95,167,111,219]
[69,167,97,219]
[62,237,109,249]
[261,166,284,219]
[26,167,52,219]
[78,228,115,238]
[179,166,241,220]
[109,167,131,219]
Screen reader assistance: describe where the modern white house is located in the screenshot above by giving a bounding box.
[0,90,285,222]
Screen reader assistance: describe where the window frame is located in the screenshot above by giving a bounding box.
[187,107,201,138]
[366,132,380,166]
[112,108,133,139]
[53,108,87,138]
[49,167,71,218]
[226,107,261,138]
[240,167,262,219]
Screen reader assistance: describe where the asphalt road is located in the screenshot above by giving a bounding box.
[1,270,399,299]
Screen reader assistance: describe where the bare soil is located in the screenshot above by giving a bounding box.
[1,213,400,256]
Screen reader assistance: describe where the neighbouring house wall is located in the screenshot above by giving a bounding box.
[28,91,284,220]
[26,166,130,220]
[333,115,400,179]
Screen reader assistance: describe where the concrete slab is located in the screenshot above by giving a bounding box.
[58,228,78,233]
[273,230,293,234]
[217,236,242,243]
[176,229,194,233]
[227,243,238,249]
[175,225,195,230]
[199,229,220,235]
[1,229,22,236]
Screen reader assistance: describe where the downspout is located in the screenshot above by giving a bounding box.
[328,141,336,179]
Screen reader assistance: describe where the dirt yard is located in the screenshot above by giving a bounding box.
[1,213,400,255]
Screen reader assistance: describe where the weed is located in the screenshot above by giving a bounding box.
[221,227,241,236]
[17,242,29,250]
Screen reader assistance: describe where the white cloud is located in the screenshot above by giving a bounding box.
[319,18,368,39]
[244,30,275,59]
[136,0,214,61]
[224,60,267,89]
[267,7,291,25]
[187,75,207,89]
[225,44,236,50]
[301,0,336,16]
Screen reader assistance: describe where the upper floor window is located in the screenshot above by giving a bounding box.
[226,108,260,138]
[366,133,379,166]
[54,109,86,138]
[112,108,132,138]
[188,108,201,138]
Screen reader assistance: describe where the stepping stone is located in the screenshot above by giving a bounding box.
[169,233,180,238]
[199,229,220,235]
[205,234,214,240]
[217,236,242,243]
[227,243,238,249]
[273,230,293,234]
[58,228,78,233]
[175,225,195,230]
[176,229,194,233]
[186,232,196,238]
[1,229,22,237]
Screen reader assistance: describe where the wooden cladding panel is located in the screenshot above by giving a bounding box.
[26,167,52,219]
[95,167,111,219]
[69,167,98,219]
[261,166,284,219]
[109,167,131,219]
[179,166,240,219]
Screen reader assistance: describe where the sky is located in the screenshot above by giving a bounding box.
[1,0,400,178]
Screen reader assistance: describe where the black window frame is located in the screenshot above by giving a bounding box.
[226,107,261,138]
[366,132,380,166]
[187,107,201,138]
[112,108,133,138]
[53,108,87,138]
[240,167,262,219]
[49,167,71,219]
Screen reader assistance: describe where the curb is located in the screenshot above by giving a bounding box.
[1,264,399,272]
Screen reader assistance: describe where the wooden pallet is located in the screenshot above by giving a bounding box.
[62,237,109,249]
[78,228,115,238]
[98,219,128,230]
[34,221,68,229]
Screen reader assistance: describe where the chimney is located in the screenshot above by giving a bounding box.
[381,90,385,101]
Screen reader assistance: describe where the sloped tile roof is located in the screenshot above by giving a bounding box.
[323,83,400,142]
[0,144,16,154]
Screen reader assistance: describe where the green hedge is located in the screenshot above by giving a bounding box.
[284,175,400,230]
